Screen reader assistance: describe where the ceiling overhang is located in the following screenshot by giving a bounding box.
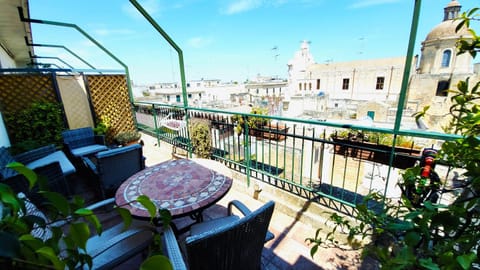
[0,0,33,67]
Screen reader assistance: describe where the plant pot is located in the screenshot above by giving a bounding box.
[331,138,420,169]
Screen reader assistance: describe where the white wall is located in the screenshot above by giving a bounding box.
[0,112,11,147]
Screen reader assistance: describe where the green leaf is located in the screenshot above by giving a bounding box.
[6,162,37,189]
[136,195,157,219]
[310,244,318,258]
[404,231,421,247]
[456,253,476,269]
[159,208,172,229]
[36,246,65,270]
[140,255,173,270]
[84,215,102,235]
[74,208,93,216]
[19,234,45,251]
[116,207,132,230]
[0,184,21,213]
[419,258,440,270]
[69,222,90,251]
[41,191,70,216]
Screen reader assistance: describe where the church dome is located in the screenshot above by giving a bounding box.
[425,0,471,42]
[425,20,470,41]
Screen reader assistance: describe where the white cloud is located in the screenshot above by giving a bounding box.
[187,37,213,48]
[349,0,401,9]
[122,0,162,19]
[223,0,264,15]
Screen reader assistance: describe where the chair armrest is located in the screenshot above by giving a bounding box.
[82,156,98,175]
[94,135,106,145]
[14,144,56,164]
[163,225,187,270]
[86,198,115,210]
[227,200,252,217]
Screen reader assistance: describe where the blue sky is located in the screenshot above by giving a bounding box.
[28,0,477,84]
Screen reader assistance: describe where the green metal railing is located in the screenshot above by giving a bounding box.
[134,103,460,210]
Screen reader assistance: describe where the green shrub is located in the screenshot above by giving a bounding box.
[5,101,64,154]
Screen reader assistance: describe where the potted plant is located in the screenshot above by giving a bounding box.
[231,106,269,138]
[114,130,141,146]
[330,129,421,169]
[189,118,212,158]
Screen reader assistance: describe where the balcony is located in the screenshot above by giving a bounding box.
[0,0,478,269]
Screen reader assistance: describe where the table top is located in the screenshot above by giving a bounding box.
[115,159,233,219]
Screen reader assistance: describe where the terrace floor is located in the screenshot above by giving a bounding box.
[70,132,374,270]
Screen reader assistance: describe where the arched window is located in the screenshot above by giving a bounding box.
[441,50,452,67]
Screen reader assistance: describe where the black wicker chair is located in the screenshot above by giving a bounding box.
[82,143,145,198]
[62,127,108,158]
[164,200,275,270]
[0,145,73,203]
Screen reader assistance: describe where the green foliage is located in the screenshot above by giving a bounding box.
[114,130,141,145]
[310,9,480,270]
[93,115,111,136]
[0,163,172,269]
[331,129,418,149]
[5,101,64,154]
[189,118,212,158]
[231,106,269,135]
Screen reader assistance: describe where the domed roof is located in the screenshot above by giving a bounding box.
[425,20,471,41]
[446,0,460,8]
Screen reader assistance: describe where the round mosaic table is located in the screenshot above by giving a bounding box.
[115,159,233,221]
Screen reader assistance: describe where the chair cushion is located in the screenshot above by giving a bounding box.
[0,146,18,179]
[71,145,108,157]
[26,151,76,176]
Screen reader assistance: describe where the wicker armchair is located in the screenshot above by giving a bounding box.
[62,127,108,158]
[0,145,73,203]
[164,200,275,270]
[83,143,145,198]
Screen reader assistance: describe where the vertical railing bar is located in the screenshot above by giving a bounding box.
[151,104,161,147]
[291,124,296,183]
[299,126,306,186]
[309,127,315,188]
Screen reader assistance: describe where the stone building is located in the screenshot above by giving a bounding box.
[286,0,479,131]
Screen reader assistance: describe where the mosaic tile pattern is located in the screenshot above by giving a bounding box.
[116,159,232,218]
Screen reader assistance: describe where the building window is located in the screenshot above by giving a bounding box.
[334,103,338,108]
[188,94,192,99]
[436,80,450,96]
[256,89,259,94]
[304,83,307,90]
[167,96,170,102]
[299,83,302,91]
[199,93,202,98]
[316,79,320,90]
[342,78,349,90]
[176,95,181,102]
[376,77,385,90]
[442,50,452,67]
[309,83,312,90]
